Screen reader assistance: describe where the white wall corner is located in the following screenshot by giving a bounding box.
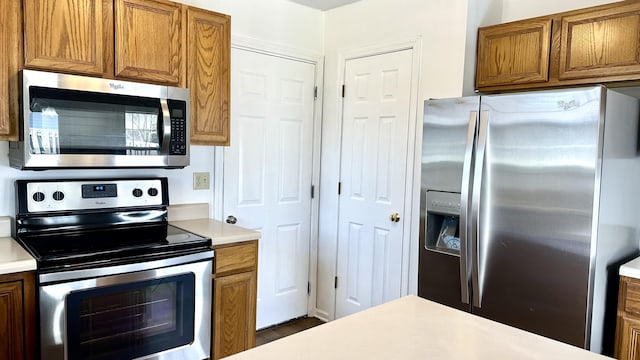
[462,0,504,96]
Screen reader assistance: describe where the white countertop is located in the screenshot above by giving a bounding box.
[171,218,260,247]
[227,295,610,360]
[167,203,260,246]
[0,216,11,238]
[620,256,640,279]
[0,237,37,275]
[0,216,37,275]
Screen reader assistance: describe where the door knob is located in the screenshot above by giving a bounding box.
[226,215,237,224]
[389,212,400,223]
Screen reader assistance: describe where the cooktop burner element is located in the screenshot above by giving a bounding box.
[14,177,211,273]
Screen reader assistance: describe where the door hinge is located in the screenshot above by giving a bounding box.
[311,185,315,199]
[314,86,318,100]
[308,281,311,296]
[341,84,345,98]
[338,182,341,195]
[334,276,338,289]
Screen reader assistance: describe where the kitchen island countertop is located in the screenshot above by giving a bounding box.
[226,295,610,360]
[0,216,37,275]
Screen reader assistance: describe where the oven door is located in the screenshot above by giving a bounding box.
[39,254,212,360]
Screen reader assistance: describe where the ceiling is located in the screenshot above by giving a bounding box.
[288,0,362,11]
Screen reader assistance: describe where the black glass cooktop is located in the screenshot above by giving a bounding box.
[16,224,211,272]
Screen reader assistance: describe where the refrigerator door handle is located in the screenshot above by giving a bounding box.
[471,110,489,308]
[459,111,478,305]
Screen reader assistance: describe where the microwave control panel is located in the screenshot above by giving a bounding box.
[169,100,187,155]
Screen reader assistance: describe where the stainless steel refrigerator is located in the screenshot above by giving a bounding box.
[418,86,640,354]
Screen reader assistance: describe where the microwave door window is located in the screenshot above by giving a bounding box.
[28,88,161,156]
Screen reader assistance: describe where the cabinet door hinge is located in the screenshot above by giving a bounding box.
[341,85,345,98]
[338,182,341,195]
[334,276,338,289]
[311,185,315,199]
[314,86,318,100]
[308,281,311,296]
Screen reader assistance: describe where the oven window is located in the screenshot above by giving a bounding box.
[28,86,161,156]
[66,273,195,360]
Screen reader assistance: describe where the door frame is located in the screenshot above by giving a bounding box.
[212,33,325,319]
[328,37,422,320]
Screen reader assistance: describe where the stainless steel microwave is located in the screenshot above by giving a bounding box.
[9,70,190,169]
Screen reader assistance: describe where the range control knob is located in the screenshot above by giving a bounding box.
[32,192,45,202]
[147,188,159,197]
[52,191,65,201]
[132,188,143,198]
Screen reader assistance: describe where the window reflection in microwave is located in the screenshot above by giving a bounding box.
[125,112,160,155]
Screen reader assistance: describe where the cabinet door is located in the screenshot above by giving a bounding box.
[187,8,230,146]
[559,2,640,80]
[115,0,184,85]
[24,0,111,76]
[476,19,552,88]
[617,315,640,360]
[0,0,21,141]
[213,271,256,360]
[0,281,25,360]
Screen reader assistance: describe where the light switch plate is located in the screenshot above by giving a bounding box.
[193,172,210,190]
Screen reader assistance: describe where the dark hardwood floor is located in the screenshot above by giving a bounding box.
[256,316,325,346]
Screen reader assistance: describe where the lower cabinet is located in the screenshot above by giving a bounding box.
[0,272,36,360]
[212,241,258,360]
[617,315,640,360]
[616,276,640,360]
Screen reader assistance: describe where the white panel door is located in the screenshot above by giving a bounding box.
[224,48,316,329]
[335,49,413,318]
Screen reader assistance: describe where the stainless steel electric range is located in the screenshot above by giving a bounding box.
[14,177,213,360]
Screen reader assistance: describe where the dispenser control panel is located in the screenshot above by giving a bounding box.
[426,191,461,215]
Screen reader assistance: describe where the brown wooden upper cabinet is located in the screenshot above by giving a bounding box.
[187,7,230,145]
[21,0,231,145]
[23,0,111,76]
[476,1,640,92]
[115,0,184,86]
[23,0,183,85]
[476,19,552,88]
[559,2,640,81]
[0,0,22,141]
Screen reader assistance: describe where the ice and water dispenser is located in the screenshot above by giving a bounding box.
[425,191,461,255]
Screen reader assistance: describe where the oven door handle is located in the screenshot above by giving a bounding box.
[160,99,171,154]
[39,250,214,284]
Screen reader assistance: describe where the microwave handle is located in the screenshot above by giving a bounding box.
[160,99,171,153]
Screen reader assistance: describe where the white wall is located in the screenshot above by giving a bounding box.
[0,0,324,219]
[0,143,216,217]
[317,0,470,320]
[176,0,324,54]
[462,0,503,95]
[500,0,619,23]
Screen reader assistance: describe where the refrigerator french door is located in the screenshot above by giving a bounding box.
[418,86,640,354]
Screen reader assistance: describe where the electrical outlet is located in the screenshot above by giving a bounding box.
[193,172,210,190]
